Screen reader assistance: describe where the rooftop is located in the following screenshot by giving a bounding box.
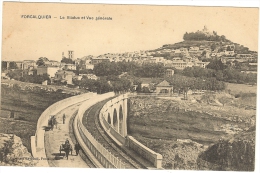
[156,80,172,87]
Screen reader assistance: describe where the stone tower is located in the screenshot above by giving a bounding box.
[68,50,74,59]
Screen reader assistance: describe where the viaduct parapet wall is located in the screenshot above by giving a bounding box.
[31,92,96,166]
[73,92,128,168]
[99,94,163,168]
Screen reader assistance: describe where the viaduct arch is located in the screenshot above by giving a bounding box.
[101,94,128,137]
[99,93,162,168]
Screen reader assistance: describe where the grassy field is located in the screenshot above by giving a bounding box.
[225,82,257,95]
[224,82,257,110]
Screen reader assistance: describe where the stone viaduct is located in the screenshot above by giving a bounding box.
[100,94,128,138]
[32,92,162,168]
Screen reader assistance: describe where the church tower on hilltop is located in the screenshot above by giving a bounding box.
[201,25,213,36]
[202,25,208,33]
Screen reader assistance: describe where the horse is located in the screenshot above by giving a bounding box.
[48,117,54,130]
[60,143,72,160]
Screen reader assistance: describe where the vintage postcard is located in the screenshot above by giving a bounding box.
[0,1,259,173]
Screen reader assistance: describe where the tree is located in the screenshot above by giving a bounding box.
[201,92,216,104]
[226,46,233,51]
[142,86,150,93]
[9,62,18,69]
[219,97,230,107]
[183,32,189,40]
[93,62,122,76]
[36,57,49,66]
[79,69,93,74]
[2,61,7,70]
[201,51,207,57]
[110,77,132,93]
[20,73,50,84]
[207,59,225,71]
[135,63,164,78]
[220,35,226,41]
[12,84,21,105]
[95,78,112,94]
[215,70,224,81]
[7,69,24,80]
[182,67,194,77]
[211,43,217,51]
[61,57,75,64]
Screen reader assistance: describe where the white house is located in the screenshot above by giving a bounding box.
[63,64,77,70]
[37,66,59,78]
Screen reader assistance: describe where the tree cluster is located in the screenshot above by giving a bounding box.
[183,31,228,42]
[93,61,165,78]
[182,61,257,85]
[73,75,133,94]
[165,74,226,91]
[36,57,49,66]
[7,70,50,84]
[61,57,75,64]
[20,73,50,84]
[7,70,24,80]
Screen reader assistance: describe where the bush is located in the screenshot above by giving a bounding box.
[241,92,256,98]
[234,94,241,98]
[14,117,27,121]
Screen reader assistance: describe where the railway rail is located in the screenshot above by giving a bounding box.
[82,99,145,169]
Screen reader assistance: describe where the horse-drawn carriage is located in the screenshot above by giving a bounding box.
[60,141,72,159]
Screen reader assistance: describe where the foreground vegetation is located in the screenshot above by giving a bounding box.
[0,80,78,152]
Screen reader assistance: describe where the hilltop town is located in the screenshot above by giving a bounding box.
[1,26,258,93]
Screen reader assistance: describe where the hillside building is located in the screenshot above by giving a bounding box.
[54,70,75,85]
[63,63,77,70]
[37,65,59,78]
[155,80,173,94]
[165,69,175,77]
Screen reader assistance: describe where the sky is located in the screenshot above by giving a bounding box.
[1,2,259,61]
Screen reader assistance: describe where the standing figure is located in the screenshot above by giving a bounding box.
[63,114,66,124]
[49,116,54,131]
[52,117,57,129]
[74,142,81,156]
[64,143,71,160]
[65,138,69,145]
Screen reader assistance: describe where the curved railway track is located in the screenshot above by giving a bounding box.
[69,110,96,168]
[82,99,145,169]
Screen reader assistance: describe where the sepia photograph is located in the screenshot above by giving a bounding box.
[0,1,259,172]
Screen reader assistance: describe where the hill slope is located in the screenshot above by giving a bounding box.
[197,126,255,171]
